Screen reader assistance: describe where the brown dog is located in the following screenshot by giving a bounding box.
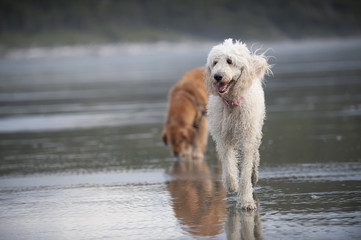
[162,67,209,158]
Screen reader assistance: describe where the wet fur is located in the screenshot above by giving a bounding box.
[205,39,271,209]
[162,67,209,158]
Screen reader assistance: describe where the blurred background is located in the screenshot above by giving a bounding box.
[0,0,360,48]
[0,1,360,240]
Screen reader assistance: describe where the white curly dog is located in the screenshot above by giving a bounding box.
[205,39,271,210]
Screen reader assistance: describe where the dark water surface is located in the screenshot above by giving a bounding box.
[0,39,360,239]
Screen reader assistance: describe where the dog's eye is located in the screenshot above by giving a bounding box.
[213,61,218,66]
[227,58,232,64]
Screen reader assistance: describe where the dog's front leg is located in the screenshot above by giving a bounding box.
[218,145,238,194]
[192,117,208,159]
[237,148,257,210]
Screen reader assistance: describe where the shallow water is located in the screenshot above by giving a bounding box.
[0,39,360,239]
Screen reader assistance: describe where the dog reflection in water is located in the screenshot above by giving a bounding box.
[167,156,264,239]
[167,155,226,236]
[226,194,264,240]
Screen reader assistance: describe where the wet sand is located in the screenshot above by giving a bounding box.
[0,38,360,239]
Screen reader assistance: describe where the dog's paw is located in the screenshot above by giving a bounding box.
[192,151,204,159]
[224,178,239,194]
[238,201,257,211]
[226,185,239,194]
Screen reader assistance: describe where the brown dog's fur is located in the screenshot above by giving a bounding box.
[162,67,209,158]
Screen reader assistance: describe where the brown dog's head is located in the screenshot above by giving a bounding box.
[161,124,196,157]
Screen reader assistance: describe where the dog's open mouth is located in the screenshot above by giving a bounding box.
[217,80,234,94]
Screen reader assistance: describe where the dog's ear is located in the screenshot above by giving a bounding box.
[204,66,211,83]
[239,65,254,90]
[161,128,168,145]
[252,54,270,80]
[204,66,216,96]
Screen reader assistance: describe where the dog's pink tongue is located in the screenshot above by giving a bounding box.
[217,83,226,91]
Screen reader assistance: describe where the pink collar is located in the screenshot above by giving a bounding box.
[223,96,243,107]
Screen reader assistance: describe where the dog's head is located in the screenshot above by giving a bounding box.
[205,39,271,98]
[162,124,196,157]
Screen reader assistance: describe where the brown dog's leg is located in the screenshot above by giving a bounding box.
[192,117,208,159]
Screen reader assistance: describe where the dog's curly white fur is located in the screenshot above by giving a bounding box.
[205,39,271,210]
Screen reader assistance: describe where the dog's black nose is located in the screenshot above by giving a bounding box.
[214,73,223,81]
